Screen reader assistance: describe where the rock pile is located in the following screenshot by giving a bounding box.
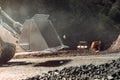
[109,34,120,52]
[24,58,120,80]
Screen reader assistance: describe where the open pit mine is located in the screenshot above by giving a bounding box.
[0,1,120,79]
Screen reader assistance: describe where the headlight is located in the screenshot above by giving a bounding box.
[77,45,88,49]
[77,46,80,48]
[80,46,84,48]
[84,46,88,48]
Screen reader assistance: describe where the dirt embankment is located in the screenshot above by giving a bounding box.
[108,35,120,52]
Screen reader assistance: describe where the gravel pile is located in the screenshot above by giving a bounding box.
[108,34,120,53]
[24,58,120,80]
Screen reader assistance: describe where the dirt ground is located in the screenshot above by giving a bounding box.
[0,51,120,80]
[13,50,116,59]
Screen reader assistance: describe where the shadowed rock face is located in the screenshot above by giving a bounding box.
[0,37,16,64]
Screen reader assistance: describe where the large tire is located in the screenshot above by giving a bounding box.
[0,37,16,64]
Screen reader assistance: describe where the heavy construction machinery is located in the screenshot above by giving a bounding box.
[0,7,66,64]
[90,41,101,52]
[77,41,88,50]
[77,40,101,53]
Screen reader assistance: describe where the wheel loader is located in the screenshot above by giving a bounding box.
[0,7,67,64]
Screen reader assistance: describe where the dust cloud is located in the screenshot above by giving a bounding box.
[0,0,119,50]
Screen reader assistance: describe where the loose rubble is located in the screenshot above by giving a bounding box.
[23,58,120,80]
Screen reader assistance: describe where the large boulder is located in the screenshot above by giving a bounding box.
[0,37,16,64]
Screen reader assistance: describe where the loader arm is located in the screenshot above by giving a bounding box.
[0,7,23,37]
[0,7,68,64]
[0,7,68,52]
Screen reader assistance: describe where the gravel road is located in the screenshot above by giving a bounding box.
[0,52,120,80]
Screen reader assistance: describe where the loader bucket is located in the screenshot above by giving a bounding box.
[19,14,66,51]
